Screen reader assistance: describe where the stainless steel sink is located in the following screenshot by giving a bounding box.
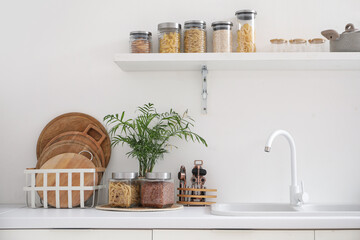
[211,203,360,216]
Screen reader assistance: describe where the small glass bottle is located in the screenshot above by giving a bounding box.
[308,38,327,52]
[129,31,152,53]
[235,9,257,52]
[270,39,288,52]
[108,172,140,208]
[289,39,307,52]
[140,172,174,208]
[212,21,233,53]
[184,20,207,53]
[158,22,181,53]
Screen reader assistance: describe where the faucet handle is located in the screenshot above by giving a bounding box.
[299,181,309,203]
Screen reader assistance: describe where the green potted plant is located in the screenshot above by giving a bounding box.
[104,103,207,177]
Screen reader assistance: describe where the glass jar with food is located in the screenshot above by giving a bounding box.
[129,31,152,53]
[140,172,174,208]
[108,172,140,208]
[212,21,233,53]
[308,38,327,52]
[235,9,257,52]
[184,20,207,53]
[158,22,181,53]
[270,39,288,52]
[289,38,307,52]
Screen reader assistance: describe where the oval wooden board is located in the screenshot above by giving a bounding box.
[42,131,105,168]
[37,140,102,169]
[36,153,98,208]
[36,112,111,167]
[95,204,183,212]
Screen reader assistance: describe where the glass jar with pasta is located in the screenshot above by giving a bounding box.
[235,9,257,52]
[184,20,207,53]
[158,22,181,53]
[108,172,140,208]
[129,31,152,53]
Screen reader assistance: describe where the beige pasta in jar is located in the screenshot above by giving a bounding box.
[158,22,181,53]
[129,31,152,53]
[184,20,207,53]
[235,9,257,52]
[108,172,140,208]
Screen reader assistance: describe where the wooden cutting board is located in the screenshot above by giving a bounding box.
[36,112,111,167]
[36,153,98,208]
[41,125,106,167]
[37,140,102,169]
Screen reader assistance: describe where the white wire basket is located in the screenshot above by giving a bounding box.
[24,167,106,208]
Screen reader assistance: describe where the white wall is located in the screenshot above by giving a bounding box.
[1,0,360,204]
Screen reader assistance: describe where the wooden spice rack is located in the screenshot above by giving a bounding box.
[177,187,217,206]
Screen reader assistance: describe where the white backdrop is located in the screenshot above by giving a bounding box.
[1,0,360,204]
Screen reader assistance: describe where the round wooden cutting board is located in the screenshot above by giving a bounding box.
[41,126,106,168]
[36,112,111,167]
[36,140,102,169]
[36,153,98,208]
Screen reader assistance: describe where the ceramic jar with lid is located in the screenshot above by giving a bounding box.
[108,172,140,208]
[184,20,207,53]
[235,9,257,52]
[212,21,233,53]
[129,31,152,53]
[140,172,174,208]
[158,22,181,53]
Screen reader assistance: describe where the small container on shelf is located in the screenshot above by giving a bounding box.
[270,39,288,52]
[141,172,174,208]
[129,31,152,53]
[289,38,307,52]
[184,20,207,53]
[211,21,233,53]
[308,38,327,52]
[108,172,140,208]
[158,22,182,53]
[235,9,257,52]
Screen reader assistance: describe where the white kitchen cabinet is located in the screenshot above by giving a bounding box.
[153,230,314,240]
[315,230,360,240]
[0,229,152,240]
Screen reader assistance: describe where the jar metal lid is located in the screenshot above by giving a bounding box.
[270,38,288,44]
[308,38,326,44]
[235,9,257,20]
[211,21,233,27]
[130,31,152,36]
[158,22,182,30]
[145,172,171,180]
[289,38,307,44]
[112,172,138,180]
[184,20,206,26]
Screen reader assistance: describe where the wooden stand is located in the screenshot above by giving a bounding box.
[177,187,217,206]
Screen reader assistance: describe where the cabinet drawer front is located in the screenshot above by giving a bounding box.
[315,230,360,240]
[0,230,152,240]
[154,230,314,240]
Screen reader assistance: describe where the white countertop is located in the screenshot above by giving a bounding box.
[0,204,360,229]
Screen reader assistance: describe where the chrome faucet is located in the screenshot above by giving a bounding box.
[264,130,309,206]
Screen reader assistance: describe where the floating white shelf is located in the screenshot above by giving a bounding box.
[114,52,360,72]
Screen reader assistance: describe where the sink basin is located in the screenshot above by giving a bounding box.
[211,203,360,216]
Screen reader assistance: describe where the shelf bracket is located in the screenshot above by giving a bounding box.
[201,65,208,114]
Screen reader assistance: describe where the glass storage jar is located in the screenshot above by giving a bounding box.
[289,38,307,52]
[108,172,140,208]
[270,39,288,52]
[158,22,181,53]
[184,20,207,53]
[129,31,152,53]
[308,38,327,52]
[235,9,257,52]
[140,172,174,208]
[211,21,233,53]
